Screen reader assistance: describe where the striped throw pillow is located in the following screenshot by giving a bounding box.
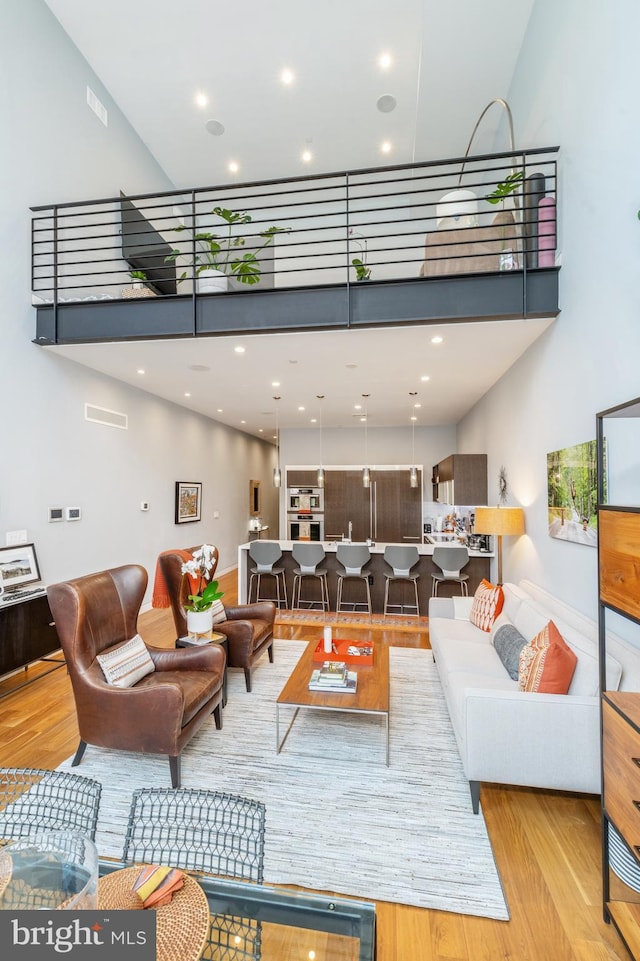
[518,620,577,694]
[469,579,505,632]
[210,599,226,624]
[97,634,155,688]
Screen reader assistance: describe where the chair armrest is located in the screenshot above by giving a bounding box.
[224,601,276,626]
[147,644,225,673]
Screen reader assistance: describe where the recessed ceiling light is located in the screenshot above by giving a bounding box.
[280,68,295,85]
[271,380,280,387]
[195,92,208,108]
[184,392,191,397]
[288,359,298,364]
[360,415,367,422]
[431,335,443,344]
[354,404,362,410]
[411,415,417,421]
[241,420,246,424]
[414,402,421,408]
[301,149,313,163]
[378,52,393,70]
[217,408,223,413]
[298,406,305,411]
[376,94,397,113]
[310,418,317,423]
[228,161,239,174]
[189,364,210,372]
[258,428,263,433]
[421,374,430,382]
[205,118,225,136]
[234,345,245,354]
[137,368,145,374]
[345,363,357,369]
[381,140,392,154]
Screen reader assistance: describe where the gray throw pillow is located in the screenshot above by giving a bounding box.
[493,623,528,680]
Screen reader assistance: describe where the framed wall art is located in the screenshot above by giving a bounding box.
[547,440,598,547]
[0,543,41,588]
[175,481,202,525]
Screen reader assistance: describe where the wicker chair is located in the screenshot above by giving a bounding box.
[122,788,266,960]
[0,767,102,841]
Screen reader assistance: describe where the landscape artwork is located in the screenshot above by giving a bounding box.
[547,440,598,547]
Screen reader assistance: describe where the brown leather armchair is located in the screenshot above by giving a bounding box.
[47,564,225,789]
[158,547,275,692]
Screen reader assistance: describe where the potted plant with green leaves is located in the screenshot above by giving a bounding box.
[122,268,155,299]
[485,170,523,270]
[165,206,290,293]
[181,544,225,635]
[348,228,371,281]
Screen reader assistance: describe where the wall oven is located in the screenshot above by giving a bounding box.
[288,514,325,541]
[287,487,324,513]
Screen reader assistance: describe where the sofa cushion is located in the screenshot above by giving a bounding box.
[435,639,507,678]
[470,579,504,632]
[518,621,577,694]
[513,599,551,641]
[494,623,528,681]
[97,634,155,688]
[429,617,491,647]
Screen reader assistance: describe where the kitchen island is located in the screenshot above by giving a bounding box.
[237,540,494,614]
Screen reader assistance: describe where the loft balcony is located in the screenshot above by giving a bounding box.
[31,147,559,346]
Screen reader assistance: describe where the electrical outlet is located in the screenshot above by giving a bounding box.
[213,510,220,519]
[6,530,28,546]
[140,501,150,511]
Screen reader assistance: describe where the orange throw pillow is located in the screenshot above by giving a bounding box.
[518,620,577,694]
[469,579,505,632]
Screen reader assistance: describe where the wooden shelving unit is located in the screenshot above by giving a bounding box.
[598,396,640,959]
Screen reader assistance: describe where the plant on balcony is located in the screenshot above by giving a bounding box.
[485,170,523,267]
[349,228,371,281]
[165,206,290,289]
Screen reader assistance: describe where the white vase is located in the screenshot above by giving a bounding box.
[197,268,228,293]
[187,609,214,635]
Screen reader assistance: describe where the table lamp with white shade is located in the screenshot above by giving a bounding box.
[473,506,525,585]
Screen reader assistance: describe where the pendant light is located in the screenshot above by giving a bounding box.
[362,393,370,488]
[409,391,419,488]
[272,395,281,488]
[316,394,325,489]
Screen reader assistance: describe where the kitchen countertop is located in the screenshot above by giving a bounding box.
[238,539,493,558]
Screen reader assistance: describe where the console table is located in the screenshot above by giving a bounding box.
[0,592,62,695]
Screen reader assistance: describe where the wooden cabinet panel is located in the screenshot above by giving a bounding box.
[0,594,58,677]
[324,471,370,541]
[603,700,640,855]
[286,469,319,487]
[372,470,422,543]
[432,454,487,505]
[599,510,640,621]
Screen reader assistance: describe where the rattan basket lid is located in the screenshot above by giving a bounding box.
[98,866,209,961]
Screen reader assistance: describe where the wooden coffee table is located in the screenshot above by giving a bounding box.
[276,640,390,765]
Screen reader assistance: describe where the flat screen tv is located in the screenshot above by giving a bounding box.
[120,193,177,295]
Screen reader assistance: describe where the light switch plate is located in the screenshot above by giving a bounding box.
[66,507,82,521]
[6,530,28,545]
[49,507,64,523]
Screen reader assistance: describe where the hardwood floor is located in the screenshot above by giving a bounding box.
[0,568,628,961]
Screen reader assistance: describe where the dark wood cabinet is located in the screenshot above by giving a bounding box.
[323,469,422,543]
[432,454,487,505]
[285,469,319,487]
[0,593,59,678]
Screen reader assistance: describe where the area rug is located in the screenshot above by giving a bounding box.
[275,610,429,634]
[57,641,508,920]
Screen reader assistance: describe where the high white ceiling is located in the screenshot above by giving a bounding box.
[42,0,544,436]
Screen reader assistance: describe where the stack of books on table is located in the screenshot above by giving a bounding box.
[308,661,357,693]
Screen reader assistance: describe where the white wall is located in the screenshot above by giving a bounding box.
[457,0,640,616]
[280,424,457,471]
[0,0,276,597]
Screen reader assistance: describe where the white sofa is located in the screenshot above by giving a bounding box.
[428,579,640,813]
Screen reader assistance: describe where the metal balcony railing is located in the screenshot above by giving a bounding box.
[30,147,558,312]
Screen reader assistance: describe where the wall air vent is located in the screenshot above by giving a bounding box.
[85,404,128,430]
[86,86,108,127]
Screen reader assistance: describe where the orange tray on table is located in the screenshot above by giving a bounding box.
[313,638,374,665]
